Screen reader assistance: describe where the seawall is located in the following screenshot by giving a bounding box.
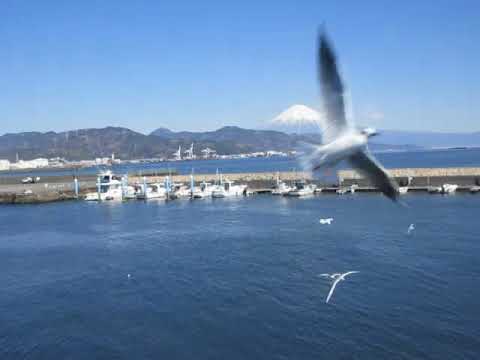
[338,167,480,187]
[1,168,480,204]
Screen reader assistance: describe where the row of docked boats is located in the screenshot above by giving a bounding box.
[82,171,473,202]
[271,174,319,197]
[84,170,249,201]
[427,183,459,194]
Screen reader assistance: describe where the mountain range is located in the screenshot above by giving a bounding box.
[0,126,419,161]
[0,103,477,161]
[0,126,303,161]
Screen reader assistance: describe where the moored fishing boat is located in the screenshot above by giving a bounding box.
[84,170,124,201]
[211,179,247,198]
[285,180,316,197]
[192,181,215,198]
[272,173,294,195]
[136,183,167,200]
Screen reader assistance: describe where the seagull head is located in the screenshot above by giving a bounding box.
[361,127,379,138]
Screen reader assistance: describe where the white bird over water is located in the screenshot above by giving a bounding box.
[319,271,359,303]
[319,218,334,225]
[300,32,399,202]
[407,223,415,235]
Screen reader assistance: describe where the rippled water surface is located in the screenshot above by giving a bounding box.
[1,194,479,359]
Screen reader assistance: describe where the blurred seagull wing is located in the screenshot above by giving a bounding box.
[348,151,399,202]
[318,32,350,142]
[326,278,340,303]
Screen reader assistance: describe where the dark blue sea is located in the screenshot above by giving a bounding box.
[1,193,480,359]
[2,149,480,359]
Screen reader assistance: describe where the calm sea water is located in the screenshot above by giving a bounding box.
[3,147,480,178]
[1,194,479,359]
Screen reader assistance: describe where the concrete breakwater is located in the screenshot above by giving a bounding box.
[0,171,312,204]
[1,168,480,204]
[129,171,314,190]
[339,167,480,187]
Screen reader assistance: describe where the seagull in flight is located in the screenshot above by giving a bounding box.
[319,271,359,303]
[407,223,415,235]
[300,32,399,202]
[319,218,334,225]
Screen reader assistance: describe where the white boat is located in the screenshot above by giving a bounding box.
[285,181,316,197]
[272,180,294,195]
[271,173,293,195]
[336,184,358,195]
[428,184,458,194]
[123,185,140,200]
[192,181,215,198]
[211,180,247,198]
[441,183,458,194]
[172,183,191,198]
[136,183,167,200]
[399,176,413,195]
[84,170,123,201]
[470,186,480,193]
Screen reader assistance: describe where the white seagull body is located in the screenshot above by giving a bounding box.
[407,223,415,235]
[319,271,359,303]
[301,33,399,202]
[319,218,334,225]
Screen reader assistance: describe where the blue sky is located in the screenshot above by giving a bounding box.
[1,0,478,134]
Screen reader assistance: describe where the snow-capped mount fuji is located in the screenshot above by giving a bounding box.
[267,104,324,134]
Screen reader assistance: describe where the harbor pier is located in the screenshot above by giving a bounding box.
[1,168,480,204]
[339,167,480,190]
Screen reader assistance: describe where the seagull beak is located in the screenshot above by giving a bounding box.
[362,128,379,138]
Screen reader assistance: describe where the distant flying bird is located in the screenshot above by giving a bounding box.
[407,223,415,235]
[319,271,359,303]
[319,218,334,225]
[300,32,399,202]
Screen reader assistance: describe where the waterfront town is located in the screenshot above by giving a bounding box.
[0,144,293,172]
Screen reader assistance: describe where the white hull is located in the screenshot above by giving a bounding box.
[192,189,213,198]
[272,182,293,195]
[174,188,192,198]
[286,188,315,197]
[470,186,480,193]
[211,184,247,198]
[136,192,166,200]
[429,184,459,194]
[136,184,167,200]
[85,189,123,201]
[123,186,140,200]
[441,184,458,194]
[84,171,124,201]
[285,183,316,197]
[192,182,215,198]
